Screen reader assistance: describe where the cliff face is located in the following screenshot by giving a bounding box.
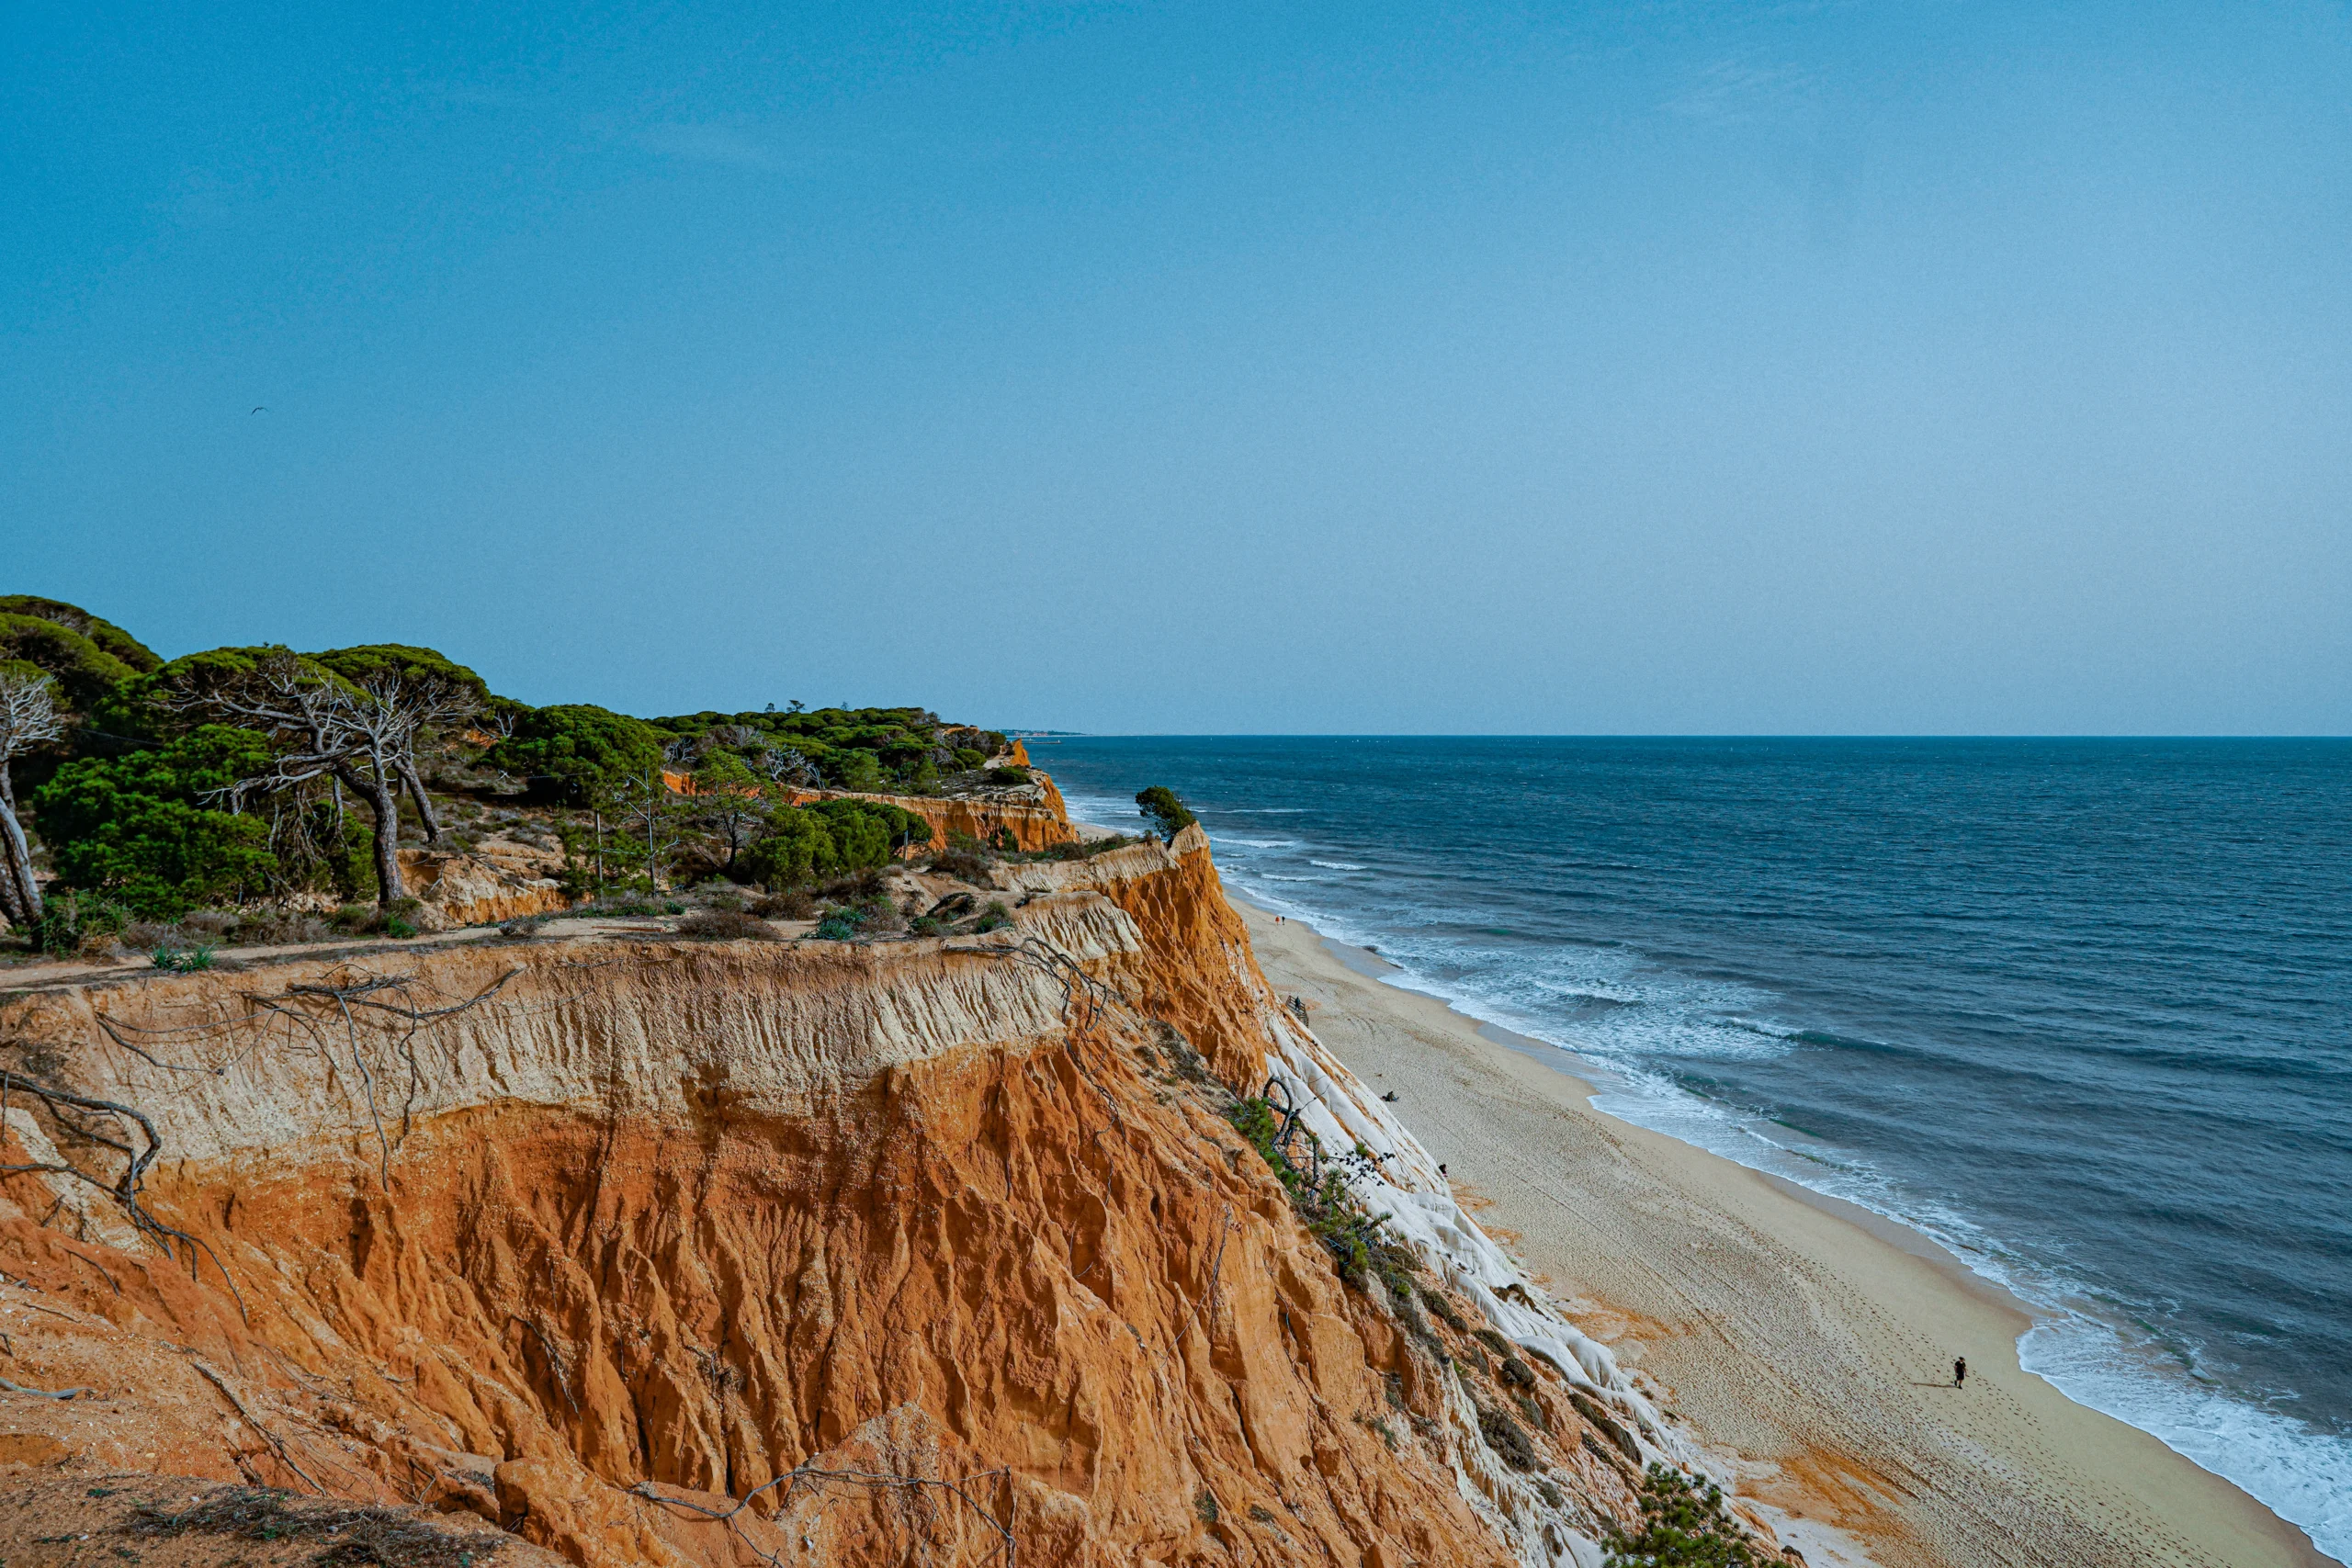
[786,784,1080,853]
[0,826,1729,1568]
[399,838,572,929]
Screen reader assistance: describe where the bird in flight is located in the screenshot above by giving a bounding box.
[251,406,267,414]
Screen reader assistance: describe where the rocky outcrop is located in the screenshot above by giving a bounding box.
[0,818,1762,1567]
[399,837,572,930]
[787,782,1081,853]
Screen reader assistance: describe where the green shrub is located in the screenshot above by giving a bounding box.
[742,800,931,887]
[952,748,987,770]
[826,748,885,792]
[29,892,130,954]
[32,727,279,918]
[485,705,667,804]
[1136,785,1197,842]
[741,807,835,887]
[1604,1466,1762,1568]
[987,765,1031,786]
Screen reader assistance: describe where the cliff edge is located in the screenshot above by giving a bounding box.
[0,816,1783,1566]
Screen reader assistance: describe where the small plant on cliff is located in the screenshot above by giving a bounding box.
[150,939,219,972]
[809,897,898,941]
[1226,1098,1419,1300]
[1136,784,1197,843]
[1478,1404,1542,1472]
[1603,1465,1762,1568]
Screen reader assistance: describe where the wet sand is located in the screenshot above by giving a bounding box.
[1234,892,2328,1568]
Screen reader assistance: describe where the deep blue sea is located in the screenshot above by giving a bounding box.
[1037,737,2352,1560]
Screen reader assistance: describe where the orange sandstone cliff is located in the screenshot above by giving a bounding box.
[0,810,1771,1566]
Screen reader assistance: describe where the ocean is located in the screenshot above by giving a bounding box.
[1035,736,2352,1562]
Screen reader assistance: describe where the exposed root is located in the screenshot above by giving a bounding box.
[0,1067,247,1320]
[188,1356,325,1495]
[0,964,526,1321]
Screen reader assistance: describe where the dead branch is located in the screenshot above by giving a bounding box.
[1205,1204,1234,1329]
[1001,939,1135,1128]
[188,1357,323,1495]
[0,1374,89,1399]
[167,651,479,900]
[0,1067,249,1322]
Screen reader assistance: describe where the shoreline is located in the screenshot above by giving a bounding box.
[1228,884,2330,1568]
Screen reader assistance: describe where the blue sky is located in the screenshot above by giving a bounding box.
[6,2,2347,733]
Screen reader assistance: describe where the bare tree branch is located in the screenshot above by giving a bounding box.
[166,653,477,906]
[0,671,64,923]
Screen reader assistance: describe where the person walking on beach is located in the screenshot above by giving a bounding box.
[1954,1357,1968,1389]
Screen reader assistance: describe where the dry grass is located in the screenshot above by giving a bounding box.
[673,909,779,942]
[131,1487,506,1567]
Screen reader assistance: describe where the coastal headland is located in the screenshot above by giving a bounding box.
[1233,890,2331,1568]
[0,614,2327,1568]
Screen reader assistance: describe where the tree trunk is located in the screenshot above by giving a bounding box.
[338,762,406,905]
[0,767,40,923]
[399,760,444,845]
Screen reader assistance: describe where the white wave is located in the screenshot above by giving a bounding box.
[1209,835,1301,849]
[2020,1318,2352,1562]
[1309,860,1368,871]
[1228,877,2352,1562]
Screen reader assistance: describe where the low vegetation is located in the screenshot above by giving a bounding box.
[1603,1465,1763,1568]
[0,593,1031,958]
[1227,1096,1419,1302]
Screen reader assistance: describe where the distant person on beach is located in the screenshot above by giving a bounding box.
[1954,1357,1968,1388]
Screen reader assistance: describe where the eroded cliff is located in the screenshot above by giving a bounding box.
[0,826,1770,1567]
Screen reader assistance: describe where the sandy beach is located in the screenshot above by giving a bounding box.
[1232,890,2329,1568]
